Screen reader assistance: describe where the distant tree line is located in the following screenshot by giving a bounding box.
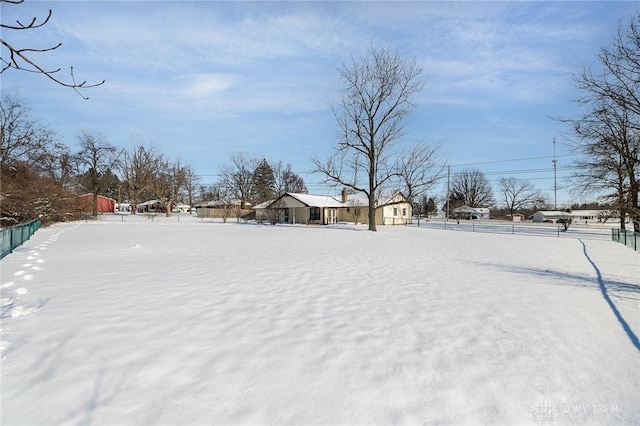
[0,93,308,226]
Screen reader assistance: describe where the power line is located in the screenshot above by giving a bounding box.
[449,153,574,168]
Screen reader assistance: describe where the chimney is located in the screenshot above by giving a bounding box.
[341,188,348,203]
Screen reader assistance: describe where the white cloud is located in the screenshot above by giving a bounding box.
[182,73,236,99]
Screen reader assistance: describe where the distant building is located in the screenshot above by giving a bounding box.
[252,190,413,225]
[531,210,601,224]
[73,193,116,214]
[451,205,491,220]
[507,213,525,222]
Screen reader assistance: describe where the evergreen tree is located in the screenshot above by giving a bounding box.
[251,159,276,204]
[426,197,437,217]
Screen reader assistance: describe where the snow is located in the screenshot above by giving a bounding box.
[1,215,638,425]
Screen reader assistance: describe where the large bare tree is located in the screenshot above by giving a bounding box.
[150,158,188,216]
[219,153,259,208]
[76,130,121,217]
[182,165,200,213]
[1,92,56,167]
[121,144,162,214]
[272,161,308,196]
[0,93,75,225]
[313,46,424,231]
[498,177,546,218]
[566,15,640,232]
[0,0,104,98]
[448,168,494,209]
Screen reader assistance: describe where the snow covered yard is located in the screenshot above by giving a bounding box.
[1,215,638,425]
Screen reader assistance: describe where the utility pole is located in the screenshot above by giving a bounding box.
[552,137,557,210]
[446,165,450,221]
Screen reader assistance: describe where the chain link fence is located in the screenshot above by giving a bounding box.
[1,219,41,260]
[611,228,638,252]
[415,219,611,241]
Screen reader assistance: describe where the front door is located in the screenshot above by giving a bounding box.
[327,208,337,224]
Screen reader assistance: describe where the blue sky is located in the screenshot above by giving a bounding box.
[2,1,638,206]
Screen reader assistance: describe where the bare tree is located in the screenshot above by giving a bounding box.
[0,93,77,225]
[150,158,187,217]
[272,161,308,196]
[566,15,640,232]
[35,141,75,189]
[313,46,424,231]
[567,102,637,230]
[76,130,121,216]
[0,0,104,98]
[121,144,162,214]
[1,92,57,167]
[198,183,221,204]
[182,166,200,213]
[448,168,494,209]
[498,177,546,218]
[397,141,445,204]
[264,199,285,225]
[219,153,260,209]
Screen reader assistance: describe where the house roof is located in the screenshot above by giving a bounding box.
[252,191,410,210]
[195,199,251,208]
[534,210,571,217]
[534,210,600,218]
[138,199,161,206]
[76,193,116,201]
[284,193,344,208]
[253,199,275,210]
[344,192,408,207]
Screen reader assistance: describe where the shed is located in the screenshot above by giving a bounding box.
[73,193,116,214]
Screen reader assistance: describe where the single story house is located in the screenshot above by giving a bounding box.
[256,193,343,225]
[73,193,116,214]
[172,204,191,213]
[194,199,252,219]
[337,190,412,225]
[451,205,491,220]
[531,210,604,224]
[115,203,131,213]
[253,190,413,226]
[137,199,163,213]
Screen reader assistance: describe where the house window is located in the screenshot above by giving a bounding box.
[393,207,398,216]
[309,207,320,221]
[402,208,407,216]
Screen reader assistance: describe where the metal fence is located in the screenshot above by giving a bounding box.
[415,219,611,241]
[0,219,41,260]
[611,228,639,251]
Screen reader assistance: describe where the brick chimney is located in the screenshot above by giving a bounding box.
[341,188,348,203]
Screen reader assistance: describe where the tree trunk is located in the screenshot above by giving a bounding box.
[92,192,98,217]
[368,193,377,231]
